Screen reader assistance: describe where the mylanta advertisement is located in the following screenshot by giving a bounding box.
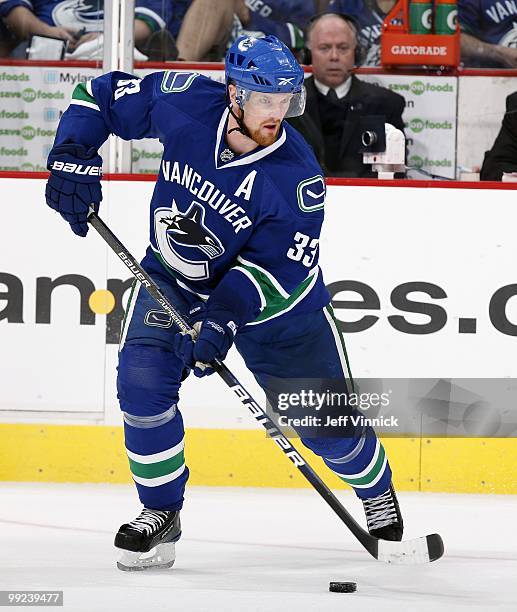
[1,178,516,429]
[0,65,510,178]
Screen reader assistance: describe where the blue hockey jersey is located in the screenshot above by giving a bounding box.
[53,71,331,326]
[458,0,517,47]
[0,0,191,36]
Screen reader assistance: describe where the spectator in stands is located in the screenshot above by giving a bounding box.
[0,1,190,60]
[327,0,398,66]
[288,12,405,177]
[176,0,240,61]
[459,0,517,67]
[176,0,331,61]
[480,92,517,180]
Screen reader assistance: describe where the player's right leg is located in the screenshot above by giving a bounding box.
[235,306,403,541]
[114,256,195,570]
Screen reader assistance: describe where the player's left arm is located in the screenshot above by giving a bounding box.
[45,70,164,236]
[53,70,163,150]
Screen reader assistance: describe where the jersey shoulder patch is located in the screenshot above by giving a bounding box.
[160,70,200,94]
[296,175,326,212]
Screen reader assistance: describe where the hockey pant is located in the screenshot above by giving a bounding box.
[117,264,392,511]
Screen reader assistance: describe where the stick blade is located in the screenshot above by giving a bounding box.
[377,533,444,565]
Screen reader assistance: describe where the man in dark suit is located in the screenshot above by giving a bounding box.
[480,92,517,181]
[289,12,406,177]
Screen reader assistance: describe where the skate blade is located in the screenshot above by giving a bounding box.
[117,542,176,572]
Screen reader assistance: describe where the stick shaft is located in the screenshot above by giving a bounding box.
[88,211,377,557]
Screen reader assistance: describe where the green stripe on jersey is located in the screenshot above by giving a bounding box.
[235,261,317,323]
[71,83,99,110]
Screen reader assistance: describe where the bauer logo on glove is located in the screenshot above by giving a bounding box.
[50,160,102,177]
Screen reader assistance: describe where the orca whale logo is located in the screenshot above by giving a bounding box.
[52,0,104,31]
[238,37,256,52]
[154,200,224,281]
[160,200,224,258]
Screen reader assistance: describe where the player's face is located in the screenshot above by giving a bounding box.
[309,15,356,88]
[242,91,292,146]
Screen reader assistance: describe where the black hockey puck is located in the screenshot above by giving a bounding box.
[329,581,357,593]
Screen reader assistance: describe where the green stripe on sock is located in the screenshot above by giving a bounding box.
[339,444,386,487]
[119,280,137,343]
[128,450,184,479]
[325,303,354,390]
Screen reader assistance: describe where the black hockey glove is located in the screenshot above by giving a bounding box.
[173,301,237,377]
[46,143,103,237]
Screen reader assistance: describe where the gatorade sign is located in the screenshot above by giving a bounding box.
[381,33,460,65]
[391,45,448,56]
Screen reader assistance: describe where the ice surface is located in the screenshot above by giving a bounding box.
[1,483,516,612]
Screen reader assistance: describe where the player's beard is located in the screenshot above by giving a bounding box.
[248,121,281,147]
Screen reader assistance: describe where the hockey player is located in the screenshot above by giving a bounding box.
[44,34,403,571]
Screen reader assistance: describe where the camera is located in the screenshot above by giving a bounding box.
[359,116,406,179]
[359,116,387,153]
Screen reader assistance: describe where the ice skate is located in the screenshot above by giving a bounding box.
[115,508,181,571]
[362,483,403,541]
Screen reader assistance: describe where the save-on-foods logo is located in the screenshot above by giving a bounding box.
[132,148,162,162]
[0,89,64,101]
[0,71,29,82]
[21,125,57,140]
[412,81,453,95]
[21,88,65,102]
[0,109,29,120]
[1,274,517,341]
[0,146,28,156]
[409,155,452,168]
[409,118,453,133]
[390,81,454,96]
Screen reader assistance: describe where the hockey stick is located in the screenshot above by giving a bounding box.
[88,210,444,565]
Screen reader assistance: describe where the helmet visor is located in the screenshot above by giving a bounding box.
[236,85,306,119]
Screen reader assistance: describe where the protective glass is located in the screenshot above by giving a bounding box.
[236,85,307,119]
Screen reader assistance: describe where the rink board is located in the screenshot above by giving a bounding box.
[1,176,517,494]
[1,424,517,494]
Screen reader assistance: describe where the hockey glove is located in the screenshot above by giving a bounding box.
[173,302,237,377]
[46,143,103,237]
